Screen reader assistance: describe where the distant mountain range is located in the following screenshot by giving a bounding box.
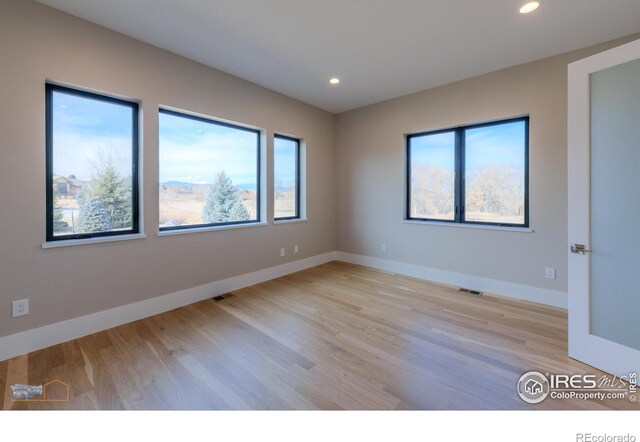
[236,183,258,191]
[161,181,208,188]
[161,181,285,191]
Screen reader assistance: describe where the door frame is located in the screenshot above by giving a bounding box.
[568,38,640,377]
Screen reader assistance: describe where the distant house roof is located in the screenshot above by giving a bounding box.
[53,176,87,187]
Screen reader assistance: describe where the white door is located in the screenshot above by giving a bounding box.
[568,39,640,376]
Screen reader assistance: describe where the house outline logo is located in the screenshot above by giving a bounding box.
[11,379,70,402]
[517,371,550,404]
[525,379,543,395]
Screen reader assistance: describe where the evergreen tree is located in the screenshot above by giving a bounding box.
[76,192,111,233]
[89,160,132,229]
[229,198,250,221]
[75,154,132,233]
[202,171,250,223]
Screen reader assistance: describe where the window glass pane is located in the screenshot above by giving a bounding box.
[409,131,456,220]
[50,89,135,237]
[159,111,259,229]
[274,136,299,219]
[464,121,526,225]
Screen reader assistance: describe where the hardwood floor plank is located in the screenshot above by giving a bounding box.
[0,261,637,410]
[0,360,7,410]
[76,333,126,410]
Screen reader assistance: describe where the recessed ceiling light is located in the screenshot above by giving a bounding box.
[519,1,540,14]
[329,78,340,85]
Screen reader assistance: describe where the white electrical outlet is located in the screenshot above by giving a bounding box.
[294,245,299,254]
[280,248,286,257]
[381,244,386,252]
[545,267,556,280]
[12,299,29,318]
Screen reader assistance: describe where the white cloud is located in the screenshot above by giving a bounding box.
[159,131,258,185]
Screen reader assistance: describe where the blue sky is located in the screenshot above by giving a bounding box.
[54,89,522,189]
[159,112,258,186]
[52,91,263,187]
[410,131,455,170]
[410,120,526,171]
[274,137,297,187]
[52,91,133,180]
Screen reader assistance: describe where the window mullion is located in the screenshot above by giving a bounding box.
[295,141,301,219]
[455,128,463,224]
[460,127,467,224]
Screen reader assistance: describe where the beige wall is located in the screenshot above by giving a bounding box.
[336,34,640,297]
[1,0,638,340]
[0,0,336,338]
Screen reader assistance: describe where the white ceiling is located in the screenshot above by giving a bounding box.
[36,0,640,113]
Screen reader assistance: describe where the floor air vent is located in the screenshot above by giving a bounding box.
[459,288,483,297]
[212,293,234,302]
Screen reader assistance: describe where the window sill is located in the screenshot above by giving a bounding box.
[42,233,147,249]
[157,221,268,237]
[273,218,307,225]
[402,220,533,233]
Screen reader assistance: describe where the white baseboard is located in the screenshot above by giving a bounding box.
[334,252,568,309]
[0,249,567,362]
[0,252,337,362]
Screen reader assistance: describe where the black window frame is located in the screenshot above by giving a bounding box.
[406,116,529,228]
[45,83,140,242]
[273,134,301,221]
[158,108,262,232]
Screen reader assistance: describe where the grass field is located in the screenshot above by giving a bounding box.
[409,208,524,225]
[160,198,257,227]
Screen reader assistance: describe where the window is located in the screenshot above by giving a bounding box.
[407,117,529,227]
[407,130,457,221]
[46,84,139,241]
[274,135,300,220]
[159,109,261,231]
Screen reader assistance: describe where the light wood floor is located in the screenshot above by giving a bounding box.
[1,261,637,410]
